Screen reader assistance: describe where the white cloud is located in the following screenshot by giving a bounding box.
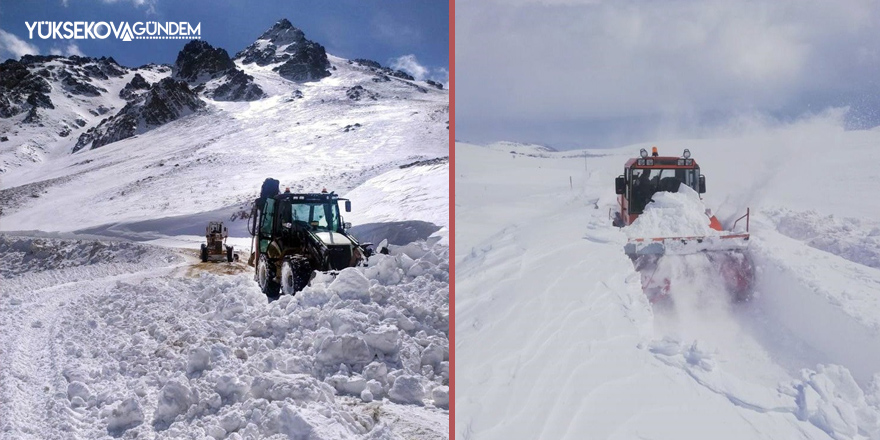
[457,0,880,147]
[49,43,85,57]
[0,28,39,60]
[64,43,85,57]
[391,54,429,81]
[390,54,448,86]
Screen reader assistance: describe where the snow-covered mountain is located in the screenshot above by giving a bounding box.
[456,116,880,439]
[483,141,557,157]
[0,19,448,237]
[0,19,448,439]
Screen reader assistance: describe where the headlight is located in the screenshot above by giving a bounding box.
[640,148,648,158]
[683,149,691,158]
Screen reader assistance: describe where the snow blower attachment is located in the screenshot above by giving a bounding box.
[201,222,235,263]
[612,148,754,302]
[247,178,374,300]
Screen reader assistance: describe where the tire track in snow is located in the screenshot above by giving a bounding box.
[0,259,184,438]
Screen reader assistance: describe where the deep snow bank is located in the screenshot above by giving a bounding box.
[1,238,448,439]
[0,234,178,278]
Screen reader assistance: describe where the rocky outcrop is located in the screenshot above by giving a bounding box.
[346,85,378,101]
[211,69,265,101]
[173,40,236,83]
[26,92,54,109]
[60,71,106,97]
[351,58,416,81]
[426,80,444,90]
[353,59,382,69]
[73,78,205,152]
[0,59,53,118]
[235,19,331,82]
[119,73,151,100]
[172,40,265,101]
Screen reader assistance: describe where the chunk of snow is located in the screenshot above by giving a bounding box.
[153,379,193,429]
[388,375,425,405]
[329,267,370,301]
[108,397,144,433]
[626,184,720,238]
[186,347,211,376]
[432,386,449,409]
[316,335,373,366]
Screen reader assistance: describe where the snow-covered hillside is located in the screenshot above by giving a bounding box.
[0,18,448,440]
[0,19,448,239]
[456,115,880,439]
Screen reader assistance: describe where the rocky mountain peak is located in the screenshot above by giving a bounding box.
[173,40,235,83]
[235,19,331,83]
[258,19,307,46]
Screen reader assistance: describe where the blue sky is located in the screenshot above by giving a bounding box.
[0,0,448,82]
[457,0,880,149]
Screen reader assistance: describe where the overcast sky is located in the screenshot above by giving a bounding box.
[456,0,880,149]
[0,0,448,83]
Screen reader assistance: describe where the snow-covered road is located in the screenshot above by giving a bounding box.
[456,123,880,439]
[0,235,449,439]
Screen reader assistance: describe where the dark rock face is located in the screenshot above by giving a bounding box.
[353,59,382,69]
[59,70,106,97]
[119,73,151,100]
[274,45,331,82]
[0,59,53,118]
[27,92,54,109]
[174,40,236,83]
[351,58,415,81]
[389,70,415,81]
[235,19,331,82]
[426,80,444,90]
[73,78,205,152]
[211,69,265,101]
[171,40,265,101]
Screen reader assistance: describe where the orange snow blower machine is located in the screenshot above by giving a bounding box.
[612,147,753,302]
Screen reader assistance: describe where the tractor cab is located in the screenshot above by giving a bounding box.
[248,178,371,299]
[613,147,706,227]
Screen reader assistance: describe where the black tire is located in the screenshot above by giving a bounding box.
[281,257,311,296]
[226,246,234,263]
[257,255,280,298]
[200,244,208,262]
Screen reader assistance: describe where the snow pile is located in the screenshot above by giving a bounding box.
[769,208,880,270]
[0,238,448,439]
[792,365,880,439]
[0,234,177,278]
[625,184,719,238]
